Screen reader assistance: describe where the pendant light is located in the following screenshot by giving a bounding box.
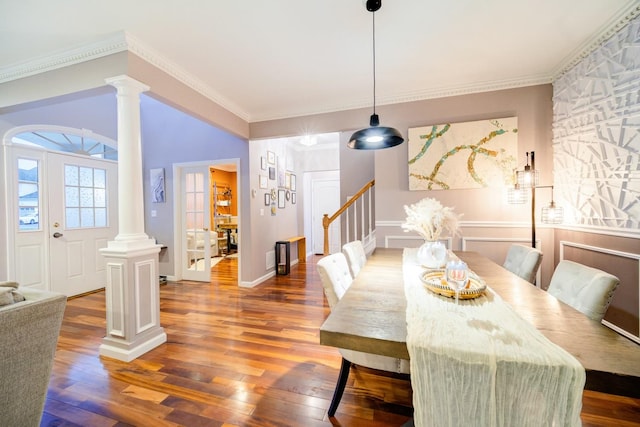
[348,0,404,150]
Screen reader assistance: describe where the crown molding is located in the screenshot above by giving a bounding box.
[0,31,251,122]
[122,32,250,121]
[0,32,128,83]
[552,2,640,79]
[251,74,554,122]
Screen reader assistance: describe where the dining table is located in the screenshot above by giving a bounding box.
[319,248,640,425]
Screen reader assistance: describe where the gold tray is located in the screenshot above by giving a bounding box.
[420,270,487,300]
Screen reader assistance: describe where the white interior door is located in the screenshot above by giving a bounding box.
[312,177,341,254]
[181,166,212,281]
[48,152,118,296]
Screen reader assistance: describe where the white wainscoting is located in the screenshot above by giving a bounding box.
[383,235,454,251]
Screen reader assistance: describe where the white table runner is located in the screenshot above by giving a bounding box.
[403,248,585,427]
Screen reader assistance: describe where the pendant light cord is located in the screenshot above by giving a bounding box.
[372,10,376,115]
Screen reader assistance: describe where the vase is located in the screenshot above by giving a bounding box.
[417,240,447,269]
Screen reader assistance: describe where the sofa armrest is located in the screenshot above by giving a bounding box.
[0,288,67,426]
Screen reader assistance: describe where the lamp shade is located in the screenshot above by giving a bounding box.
[507,186,528,204]
[541,202,564,224]
[516,168,539,188]
[348,117,404,149]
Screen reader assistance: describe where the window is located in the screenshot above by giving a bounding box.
[65,164,108,228]
[17,158,40,231]
[13,130,117,160]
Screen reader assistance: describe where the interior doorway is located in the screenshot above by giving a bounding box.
[174,159,240,283]
[304,170,341,255]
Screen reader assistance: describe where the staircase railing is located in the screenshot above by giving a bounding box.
[322,179,375,255]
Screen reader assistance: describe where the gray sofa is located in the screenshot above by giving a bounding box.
[0,285,67,427]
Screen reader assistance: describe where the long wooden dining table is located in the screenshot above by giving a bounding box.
[319,248,640,398]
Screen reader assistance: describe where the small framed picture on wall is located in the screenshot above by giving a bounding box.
[261,156,267,170]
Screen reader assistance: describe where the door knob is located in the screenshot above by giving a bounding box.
[53,232,63,238]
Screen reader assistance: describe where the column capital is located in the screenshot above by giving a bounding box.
[105,75,150,94]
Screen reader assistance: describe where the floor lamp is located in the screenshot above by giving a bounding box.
[507,151,563,248]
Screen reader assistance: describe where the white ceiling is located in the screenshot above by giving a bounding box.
[1,0,638,122]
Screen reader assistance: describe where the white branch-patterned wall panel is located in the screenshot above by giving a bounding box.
[553,14,640,230]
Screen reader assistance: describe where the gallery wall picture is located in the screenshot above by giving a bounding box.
[408,117,518,190]
[259,175,268,189]
[150,168,165,203]
[277,156,285,188]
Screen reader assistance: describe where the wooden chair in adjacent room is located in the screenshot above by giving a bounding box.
[547,260,620,322]
[317,253,410,417]
[342,240,367,278]
[502,244,543,284]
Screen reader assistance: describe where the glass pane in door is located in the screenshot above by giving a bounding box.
[64,164,108,229]
[17,158,40,231]
[185,172,207,271]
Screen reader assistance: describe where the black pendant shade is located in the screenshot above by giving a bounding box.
[348,114,404,149]
[348,0,404,150]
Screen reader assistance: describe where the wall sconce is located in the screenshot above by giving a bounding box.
[508,151,563,247]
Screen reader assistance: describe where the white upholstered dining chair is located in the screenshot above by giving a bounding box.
[317,253,410,417]
[547,260,619,322]
[342,240,367,278]
[502,244,543,284]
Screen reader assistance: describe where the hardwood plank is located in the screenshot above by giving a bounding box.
[40,256,640,426]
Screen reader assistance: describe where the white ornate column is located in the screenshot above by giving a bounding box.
[99,75,166,362]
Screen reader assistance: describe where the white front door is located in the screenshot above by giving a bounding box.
[9,147,118,296]
[181,166,212,281]
[48,152,118,296]
[312,177,341,254]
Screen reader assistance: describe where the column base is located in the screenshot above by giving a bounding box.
[100,327,167,362]
[100,239,165,362]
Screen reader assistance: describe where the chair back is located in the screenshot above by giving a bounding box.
[317,253,353,309]
[548,260,619,322]
[342,240,367,278]
[503,244,543,284]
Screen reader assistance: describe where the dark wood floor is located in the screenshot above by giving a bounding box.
[42,256,640,426]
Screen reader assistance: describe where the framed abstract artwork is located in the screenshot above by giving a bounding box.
[150,168,165,203]
[408,117,518,190]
